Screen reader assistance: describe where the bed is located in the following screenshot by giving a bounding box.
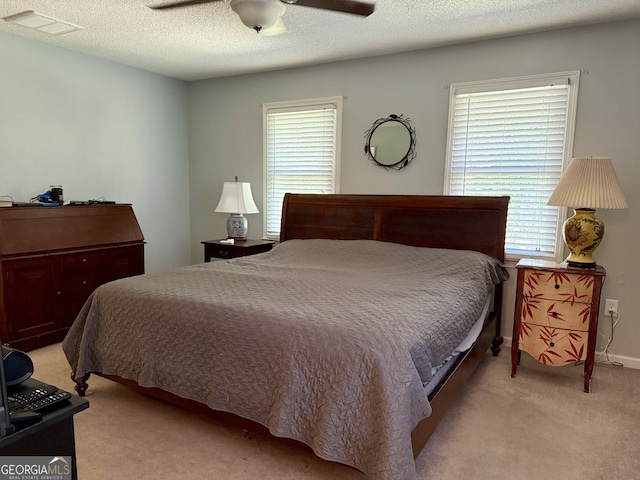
[63,193,509,480]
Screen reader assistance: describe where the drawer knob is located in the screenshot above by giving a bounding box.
[82,280,87,285]
[552,311,558,317]
[550,342,555,347]
[554,284,560,289]
[82,258,87,263]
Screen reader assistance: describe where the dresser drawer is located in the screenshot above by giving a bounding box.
[64,270,102,300]
[63,252,102,271]
[62,252,103,301]
[522,269,595,302]
[518,323,587,366]
[520,296,592,331]
[103,245,144,282]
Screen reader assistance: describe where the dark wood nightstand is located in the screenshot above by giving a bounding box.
[201,239,275,262]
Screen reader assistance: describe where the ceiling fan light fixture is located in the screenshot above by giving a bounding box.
[230,0,286,32]
[258,17,287,36]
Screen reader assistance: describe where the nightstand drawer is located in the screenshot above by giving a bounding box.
[522,269,595,302]
[209,247,233,259]
[202,239,274,262]
[518,323,587,366]
[520,296,592,331]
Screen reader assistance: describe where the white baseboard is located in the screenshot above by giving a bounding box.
[501,336,640,370]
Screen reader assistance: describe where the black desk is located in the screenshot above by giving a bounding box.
[0,379,89,480]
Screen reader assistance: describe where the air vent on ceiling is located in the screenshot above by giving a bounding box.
[2,10,83,36]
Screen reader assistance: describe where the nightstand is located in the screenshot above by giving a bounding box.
[201,239,275,262]
[510,258,606,393]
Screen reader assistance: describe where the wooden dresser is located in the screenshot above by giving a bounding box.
[0,205,144,351]
[510,258,605,392]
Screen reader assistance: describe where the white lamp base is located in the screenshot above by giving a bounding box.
[226,213,248,241]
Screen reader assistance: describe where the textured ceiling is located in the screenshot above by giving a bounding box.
[1,0,639,81]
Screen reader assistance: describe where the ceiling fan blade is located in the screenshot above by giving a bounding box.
[149,0,222,10]
[283,0,374,16]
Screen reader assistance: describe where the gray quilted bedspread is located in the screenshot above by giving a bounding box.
[63,239,508,480]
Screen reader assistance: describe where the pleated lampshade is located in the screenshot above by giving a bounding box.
[548,157,627,209]
[547,156,627,268]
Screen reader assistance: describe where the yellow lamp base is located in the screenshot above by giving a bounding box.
[563,208,604,268]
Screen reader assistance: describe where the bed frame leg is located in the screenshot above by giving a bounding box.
[72,373,91,397]
[490,289,504,356]
[491,335,503,356]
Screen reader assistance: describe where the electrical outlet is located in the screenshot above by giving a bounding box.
[605,299,618,315]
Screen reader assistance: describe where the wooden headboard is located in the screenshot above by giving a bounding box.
[280,194,509,262]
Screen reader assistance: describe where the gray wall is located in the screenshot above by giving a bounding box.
[0,32,191,273]
[189,19,640,364]
[2,19,637,365]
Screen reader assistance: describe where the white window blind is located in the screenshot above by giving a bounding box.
[263,97,342,239]
[444,72,579,261]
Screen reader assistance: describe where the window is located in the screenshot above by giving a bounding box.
[263,97,342,240]
[444,72,580,262]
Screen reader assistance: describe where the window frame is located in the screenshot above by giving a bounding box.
[443,71,580,263]
[262,96,342,241]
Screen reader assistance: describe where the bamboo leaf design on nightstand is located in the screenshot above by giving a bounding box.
[538,350,562,365]
[522,295,542,321]
[520,322,533,337]
[524,271,545,293]
[547,272,570,288]
[564,333,585,363]
[546,303,565,322]
[537,327,563,365]
[577,274,595,289]
[538,326,558,346]
[558,286,589,306]
[579,306,591,325]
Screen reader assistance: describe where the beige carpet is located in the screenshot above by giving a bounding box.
[28,343,640,480]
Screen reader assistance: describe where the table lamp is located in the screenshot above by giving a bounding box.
[547,156,627,267]
[215,178,259,241]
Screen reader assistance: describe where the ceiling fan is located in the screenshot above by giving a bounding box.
[149,0,375,36]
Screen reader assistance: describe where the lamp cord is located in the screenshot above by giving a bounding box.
[596,310,623,367]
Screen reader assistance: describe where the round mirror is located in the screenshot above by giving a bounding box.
[364,114,416,170]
